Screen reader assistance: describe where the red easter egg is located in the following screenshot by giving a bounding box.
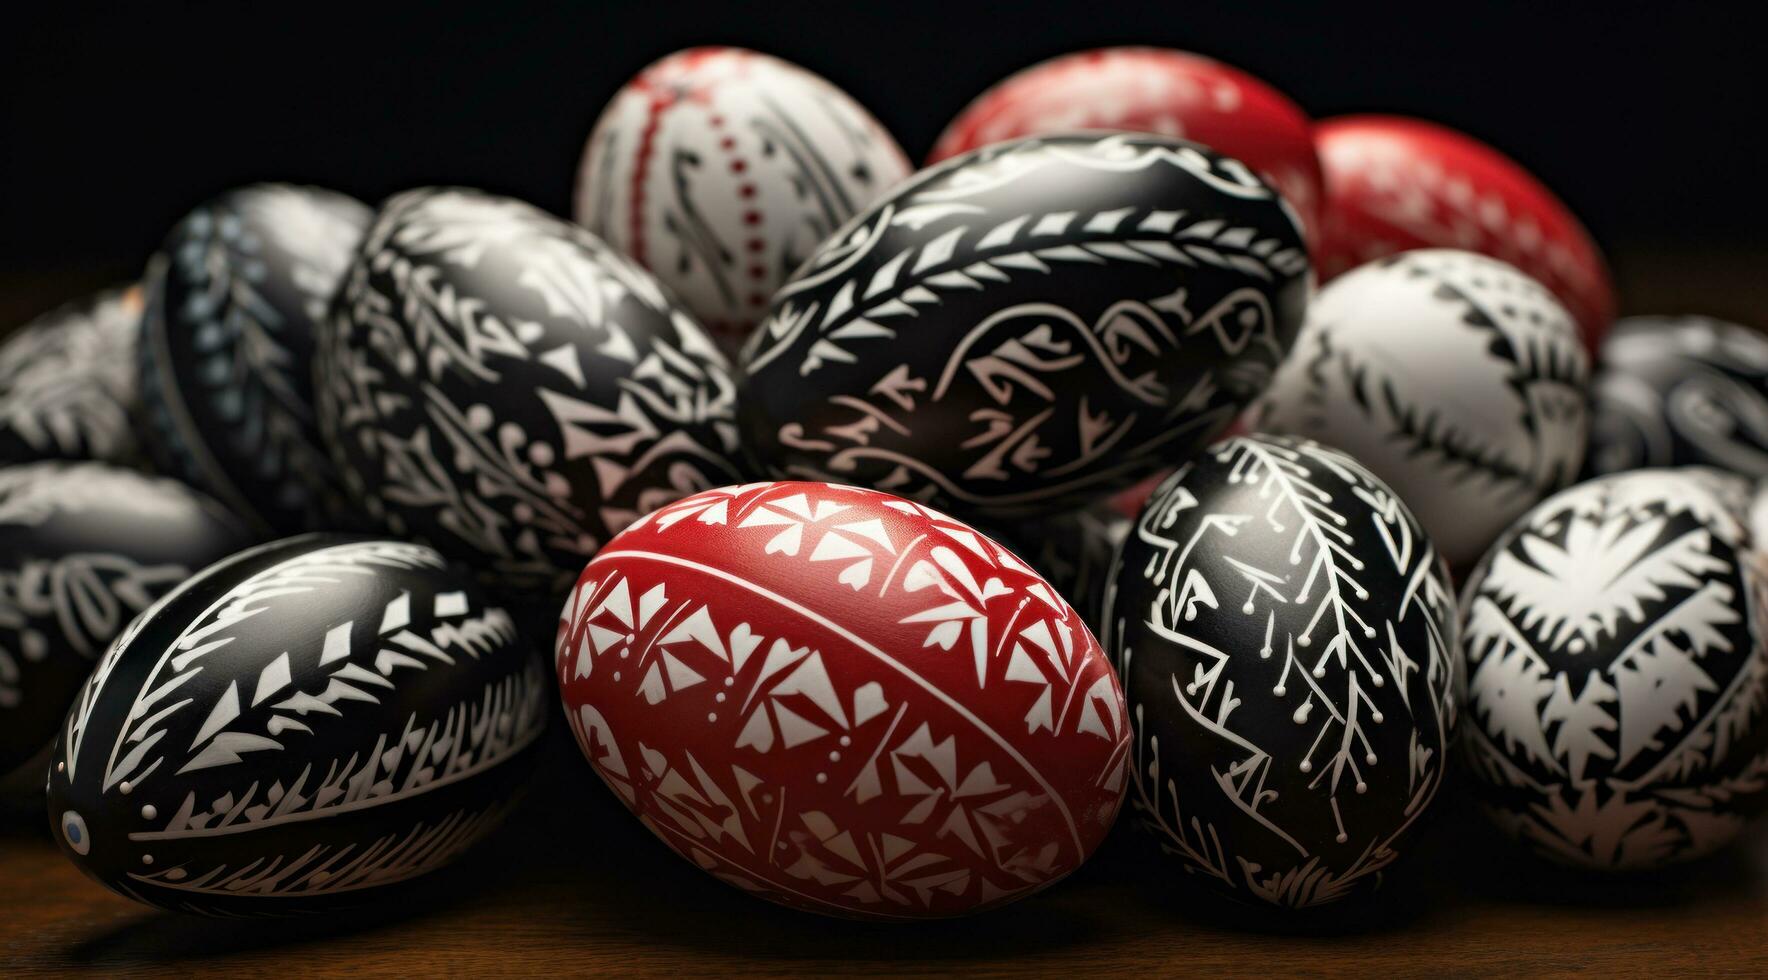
[1314,115,1615,351]
[555,481,1129,919]
[929,47,1322,246]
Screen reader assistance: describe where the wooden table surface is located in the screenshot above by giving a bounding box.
[6,255,1768,977]
[4,718,1765,977]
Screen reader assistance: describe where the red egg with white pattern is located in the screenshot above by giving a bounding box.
[929,47,1322,247]
[1314,115,1614,351]
[554,481,1129,919]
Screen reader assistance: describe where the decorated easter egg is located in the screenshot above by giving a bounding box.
[0,286,144,467]
[1460,468,1768,869]
[1251,249,1589,570]
[930,47,1323,245]
[140,183,371,536]
[1588,316,1768,477]
[0,462,252,781]
[316,187,742,598]
[1102,434,1458,908]
[738,133,1310,521]
[47,536,547,914]
[1315,115,1614,350]
[555,481,1130,919]
[575,47,911,353]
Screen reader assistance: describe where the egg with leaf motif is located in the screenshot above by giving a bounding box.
[0,462,252,782]
[738,133,1310,522]
[0,285,145,467]
[1103,434,1458,908]
[140,183,370,536]
[47,535,547,914]
[1459,467,1768,869]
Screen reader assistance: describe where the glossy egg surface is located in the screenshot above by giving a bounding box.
[47,536,547,914]
[556,481,1130,918]
[739,133,1310,521]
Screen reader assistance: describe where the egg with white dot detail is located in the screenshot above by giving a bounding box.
[1101,434,1458,909]
[555,481,1130,919]
[575,46,911,355]
[46,535,547,915]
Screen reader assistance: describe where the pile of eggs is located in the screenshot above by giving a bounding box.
[4,41,1767,922]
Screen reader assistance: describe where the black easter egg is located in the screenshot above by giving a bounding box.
[1102,434,1458,908]
[315,187,742,598]
[737,133,1310,520]
[0,285,144,467]
[0,462,252,781]
[140,183,371,536]
[46,536,547,915]
[1588,315,1768,477]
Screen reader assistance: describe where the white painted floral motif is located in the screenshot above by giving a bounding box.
[0,287,142,465]
[1461,469,1768,869]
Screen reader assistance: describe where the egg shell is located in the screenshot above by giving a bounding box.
[738,133,1310,521]
[575,46,911,354]
[1315,115,1614,350]
[47,536,547,914]
[1251,249,1589,570]
[140,184,370,537]
[316,187,743,599]
[0,462,253,780]
[929,47,1323,247]
[1102,434,1459,908]
[1588,316,1768,477]
[555,481,1130,919]
[1459,468,1768,869]
[987,504,1128,635]
[0,286,145,468]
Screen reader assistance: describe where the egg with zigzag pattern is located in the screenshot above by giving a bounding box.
[46,535,547,915]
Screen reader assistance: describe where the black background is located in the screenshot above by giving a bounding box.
[2,3,1763,292]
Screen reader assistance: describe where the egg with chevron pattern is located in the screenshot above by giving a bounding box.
[737,132,1310,522]
[1102,434,1459,909]
[46,536,547,915]
[555,481,1130,918]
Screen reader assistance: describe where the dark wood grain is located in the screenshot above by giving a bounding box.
[5,254,1768,977]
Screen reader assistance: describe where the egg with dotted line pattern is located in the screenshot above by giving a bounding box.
[575,46,911,356]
